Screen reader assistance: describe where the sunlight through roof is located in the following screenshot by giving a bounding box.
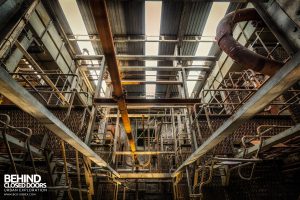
[187,2,230,97]
[59,0,107,96]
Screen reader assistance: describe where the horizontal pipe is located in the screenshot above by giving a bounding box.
[213,157,262,162]
[119,173,171,179]
[115,151,175,155]
[80,66,210,72]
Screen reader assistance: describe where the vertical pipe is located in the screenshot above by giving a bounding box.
[171,108,178,165]
[114,183,119,200]
[113,110,120,163]
[75,150,83,200]
[185,167,192,197]
[122,187,126,200]
[60,140,74,200]
[95,57,106,98]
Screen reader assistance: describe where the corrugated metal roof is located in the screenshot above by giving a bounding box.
[48,1,242,100]
[156,1,212,97]
[76,0,146,96]
[181,2,213,56]
[107,1,145,96]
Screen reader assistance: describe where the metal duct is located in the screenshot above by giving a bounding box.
[90,0,138,163]
[216,8,283,76]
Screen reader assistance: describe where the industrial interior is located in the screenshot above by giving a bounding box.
[0,0,300,199]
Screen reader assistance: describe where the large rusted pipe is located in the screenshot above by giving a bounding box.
[90,0,138,162]
[216,8,283,76]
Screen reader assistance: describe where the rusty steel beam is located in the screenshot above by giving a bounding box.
[75,54,216,61]
[119,173,172,179]
[90,0,138,161]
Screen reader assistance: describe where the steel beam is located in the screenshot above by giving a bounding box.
[106,114,185,118]
[68,35,215,43]
[80,66,210,72]
[0,67,119,177]
[0,134,42,157]
[172,50,300,177]
[119,173,171,179]
[100,105,190,109]
[115,151,175,155]
[117,80,183,85]
[94,98,201,106]
[75,55,216,61]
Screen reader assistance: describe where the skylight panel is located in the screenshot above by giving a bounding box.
[187,2,230,97]
[59,0,106,95]
[145,1,162,99]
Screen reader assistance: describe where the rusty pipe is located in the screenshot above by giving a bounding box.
[216,8,283,76]
[90,0,138,162]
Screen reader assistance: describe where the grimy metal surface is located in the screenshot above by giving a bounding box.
[173,50,300,177]
[237,124,300,157]
[75,54,216,61]
[90,0,138,161]
[216,8,283,76]
[0,67,119,177]
[81,66,210,72]
[94,98,202,106]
